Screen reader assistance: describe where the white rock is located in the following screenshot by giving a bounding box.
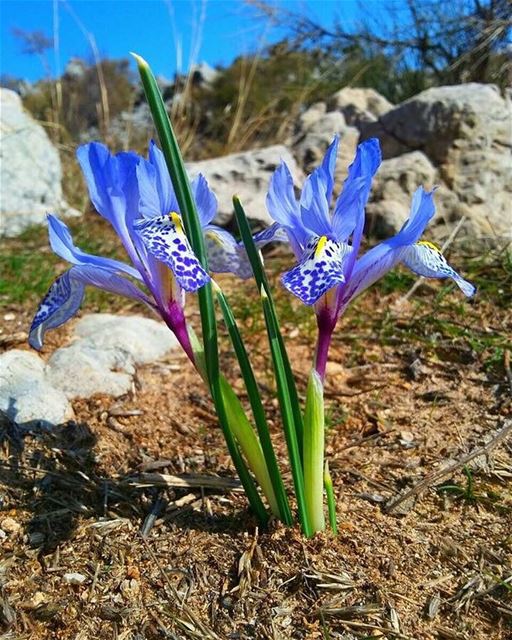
[0,89,80,237]
[0,349,46,383]
[46,314,179,399]
[0,349,73,426]
[294,111,347,170]
[0,315,180,424]
[297,101,328,133]
[187,145,302,226]
[74,314,178,364]
[366,151,438,236]
[361,84,512,240]
[46,342,135,399]
[328,87,394,126]
[63,572,87,585]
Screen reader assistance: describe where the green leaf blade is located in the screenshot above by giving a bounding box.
[214,282,292,524]
[134,54,267,524]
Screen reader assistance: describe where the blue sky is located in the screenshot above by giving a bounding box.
[1,0,362,82]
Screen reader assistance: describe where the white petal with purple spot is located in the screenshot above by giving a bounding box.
[282,235,350,305]
[402,241,476,297]
[134,214,210,292]
[29,272,85,350]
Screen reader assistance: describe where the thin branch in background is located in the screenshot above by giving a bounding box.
[61,0,110,137]
[52,0,62,117]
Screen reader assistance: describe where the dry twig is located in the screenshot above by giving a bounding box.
[386,419,512,514]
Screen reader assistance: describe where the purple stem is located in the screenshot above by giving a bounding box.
[162,301,196,365]
[314,313,335,382]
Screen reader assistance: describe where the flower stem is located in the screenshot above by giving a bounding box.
[314,325,333,382]
[163,302,196,365]
[303,369,325,534]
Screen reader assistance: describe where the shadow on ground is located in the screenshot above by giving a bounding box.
[0,411,253,557]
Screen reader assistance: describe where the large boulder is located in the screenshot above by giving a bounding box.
[361,84,512,240]
[291,104,360,191]
[0,89,79,237]
[187,145,302,227]
[328,87,394,127]
[365,151,458,237]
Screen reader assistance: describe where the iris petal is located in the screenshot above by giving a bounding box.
[205,226,252,279]
[402,241,476,297]
[252,223,289,246]
[192,174,218,227]
[300,170,332,237]
[29,265,152,350]
[29,271,85,351]
[148,141,178,215]
[266,161,307,254]
[341,187,438,307]
[134,213,210,292]
[47,214,141,280]
[332,138,382,241]
[282,235,350,306]
[76,142,139,229]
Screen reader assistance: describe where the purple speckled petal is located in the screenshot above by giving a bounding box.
[204,225,252,279]
[282,235,351,306]
[134,213,210,292]
[402,242,476,297]
[29,265,153,350]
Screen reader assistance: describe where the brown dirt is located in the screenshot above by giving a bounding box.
[1,255,511,640]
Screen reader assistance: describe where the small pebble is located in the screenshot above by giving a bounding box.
[3,313,15,321]
[1,517,21,533]
[63,572,87,585]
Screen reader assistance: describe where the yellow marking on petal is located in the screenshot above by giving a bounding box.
[417,240,441,253]
[206,230,224,246]
[315,235,328,258]
[169,211,184,234]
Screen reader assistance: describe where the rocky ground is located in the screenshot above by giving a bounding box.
[2,82,511,243]
[0,214,511,639]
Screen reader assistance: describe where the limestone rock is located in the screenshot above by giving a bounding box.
[187,145,302,227]
[365,151,464,238]
[294,111,347,171]
[73,314,178,364]
[46,342,136,399]
[0,314,180,426]
[297,101,328,133]
[46,314,179,399]
[0,350,73,427]
[328,87,394,127]
[0,89,80,237]
[366,152,437,236]
[360,84,512,240]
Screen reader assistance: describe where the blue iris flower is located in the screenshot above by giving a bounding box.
[264,135,476,377]
[29,141,269,361]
